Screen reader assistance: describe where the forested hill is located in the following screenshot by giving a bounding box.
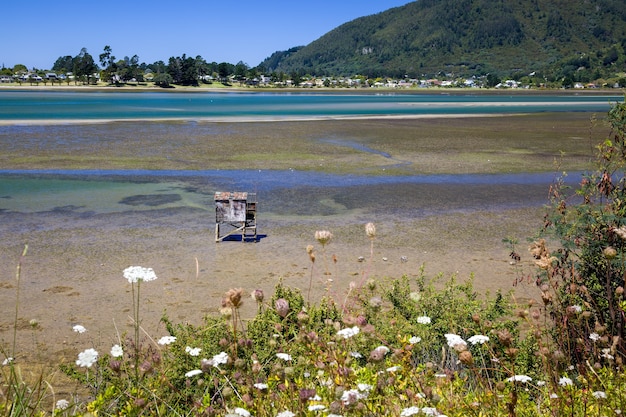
[260,0,626,79]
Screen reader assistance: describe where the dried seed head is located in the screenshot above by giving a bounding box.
[496,329,513,347]
[365,222,376,238]
[224,288,244,309]
[604,246,618,259]
[459,350,473,365]
[306,244,314,254]
[315,230,333,246]
[614,226,626,240]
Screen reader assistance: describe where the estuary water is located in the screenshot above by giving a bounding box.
[0,90,621,122]
[0,91,620,217]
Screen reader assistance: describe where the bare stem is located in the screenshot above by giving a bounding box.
[13,244,28,357]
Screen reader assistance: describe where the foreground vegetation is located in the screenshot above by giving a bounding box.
[2,100,626,416]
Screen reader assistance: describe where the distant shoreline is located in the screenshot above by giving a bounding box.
[0,83,623,96]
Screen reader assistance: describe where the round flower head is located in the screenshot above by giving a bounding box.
[123,266,157,283]
[110,344,124,358]
[157,335,176,345]
[76,348,99,368]
[72,324,87,334]
[315,230,332,246]
[55,399,70,410]
[365,222,376,238]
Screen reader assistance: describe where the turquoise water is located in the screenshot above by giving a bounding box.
[0,91,608,217]
[0,90,622,121]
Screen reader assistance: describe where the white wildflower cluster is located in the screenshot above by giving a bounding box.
[409,336,421,344]
[73,324,87,334]
[253,383,268,390]
[110,344,123,358]
[203,351,230,368]
[506,375,532,383]
[593,391,607,399]
[559,376,573,386]
[401,406,446,416]
[233,407,251,417]
[185,369,202,378]
[276,353,292,361]
[123,266,157,283]
[76,348,99,368]
[276,411,295,417]
[337,326,360,339]
[445,333,467,350]
[55,399,70,410]
[185,346,201,356]
[467,334,489,345]
[589,332,600,342]
[416,316,431,324]
[158,335,176,345]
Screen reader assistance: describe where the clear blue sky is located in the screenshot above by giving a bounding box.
[1,0,411,70]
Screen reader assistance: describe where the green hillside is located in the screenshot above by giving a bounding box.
[261,0,626,80]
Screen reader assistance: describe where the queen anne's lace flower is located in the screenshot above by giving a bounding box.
[337,326,360,339]
[400,406,421,416]
[409,336,422,344]
[507,375,532,383]
[123,266,157,283]
[110,344,123,358]
[212,351,229,367]
[73,324,86,334]
[55,399,70,410]
[276,353,292,361]
[468,335,490,345]
[254,383,268,390]
[185,369,202,377]
[76,348,99,367]
[593,391,607,399]
[589,332,600,341]
[416,316,431,324]
[158,336,176,345]
[234,407,251,417]
[445,333,467,349]
[308,404,326,411]
[559,376,573,386]
[185,346,201,356]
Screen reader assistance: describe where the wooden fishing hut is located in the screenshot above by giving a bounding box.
[214,191,257,242]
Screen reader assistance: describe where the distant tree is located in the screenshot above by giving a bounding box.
[167,55,199,85]
[99,45,117,83]
[12,64,27,73]
[150,60,167,75]
[180,55,199,86]
[167,56,183,83]
[153,73,174,88]
[234,61,248,84]
[52,57,73,74]
[485,73,500,88]
[73,48,98,84]
[117,55,141,82]
[217,62,231,83]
